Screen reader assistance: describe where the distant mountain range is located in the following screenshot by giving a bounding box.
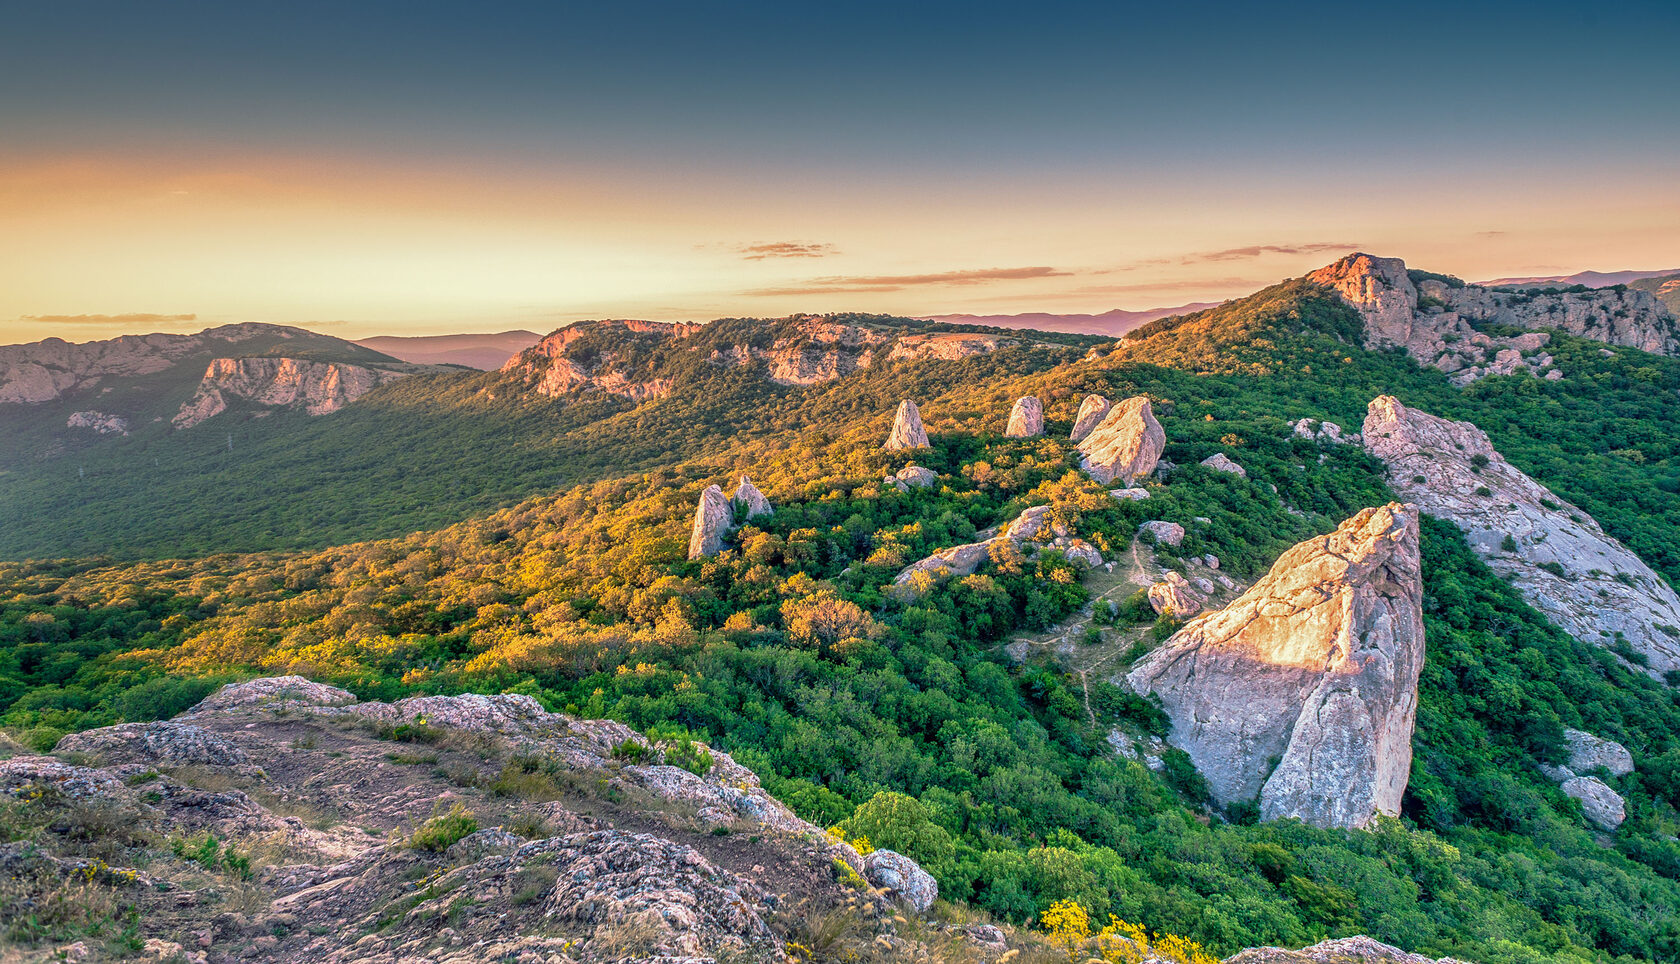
[924,302,1221,336]
[1479,268,1680,288]
[355,330,541,369]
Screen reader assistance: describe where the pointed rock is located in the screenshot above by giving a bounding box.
[1077,396,1165,485]
[1005,396,1044,438]
[884,400,930,450]
[1127,503,1424,829]
[1363,395,1680,676]
[1069,394,1111,441]
[687,485,731,560]
[733,475,772,519]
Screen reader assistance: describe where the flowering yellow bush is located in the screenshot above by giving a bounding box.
[1037,900,1218,964]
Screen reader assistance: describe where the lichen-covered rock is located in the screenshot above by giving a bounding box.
[55,721,249,768]
[861,849,937,913]
[1069,394,1111,441]
[688,484,731,559]
[1562,776,1626,831]
[1005,395,1044,438]
[1127,504,1424,829]
[733,475,772,519]
[885,399,931,450]
[0,756,127,800]
[1364,395,1680,676]
[1138,520,1185,547]
[1563,729,1635,777]
[895,465,937,488]
[187,676,359,714]
[1078,396,1165,485]
[1201,452,1247,477]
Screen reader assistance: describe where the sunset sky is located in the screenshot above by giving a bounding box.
[3,1,1678,343]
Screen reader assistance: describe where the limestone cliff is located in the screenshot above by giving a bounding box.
[173,357,408,429]
[1363,395,1680,676]
[1127,504,1425,829]
[1308,253,1679,384]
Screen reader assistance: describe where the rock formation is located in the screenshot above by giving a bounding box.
[894,465,938,488]
[1363,395,1680,676]
[1148,570,1206,617]
[1308,253,1679,384]
[733,475,772,519]
[688,485,732,559]
[1561,729,1635,777]
[1127,504,1425,829]
[0,323,314,405]
[173,357,408,429]
[1228,936,1470,964]
[1290,418,1355,445]
[1005,395,1044,437]
[1138,520,1185,547]
[1562,776,1626,831]
[1077,396,1165,485]
[66,410,129,435]
[1201,452,1247,477]
[895,503,1090,593]
[860,851,938,913]
[1110,487,1150,500]
[885,399,931,450]
[1069,394,1111,441]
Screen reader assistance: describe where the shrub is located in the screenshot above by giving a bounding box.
[408,804,477,852]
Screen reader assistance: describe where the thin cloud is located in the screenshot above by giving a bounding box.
[746,265,1070,296]
[20,312,197,326]
[1179,242,1357,264]
[737,241,837,260]
[1473,230,1508,239]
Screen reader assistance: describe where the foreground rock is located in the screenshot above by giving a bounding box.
[1309,253,1679,383]
[1363,395,1680,676]
[1005,395,1044,437]
[688,484,732,559]
[1228,936,1470,964]
[1078,396,1165,485]
[173,357,408,428]
[733,475,773,519]
[1069,394,1111,441]
[861,850,938,913]
[1128,504,1425,829]
[885,399,931,450]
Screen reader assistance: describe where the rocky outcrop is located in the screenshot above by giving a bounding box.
[885,399,931,450]
[1138,520,1185,547]
[1562,729,1634,777]
[894,465,938,489]
[1201,452,1247,477]
[886,331,1014,362]
[1127,504,1425,829]
[862,850,937,912]
[1308,254,1679,383]
[894,504,1073,592]
[173,357,407,428]
[0,323,311,405]
[1148,570,1206,617]
[1363,395,1680,676]
[1078,396,1165,485]
[1005,396,1044,437]
[55,720,250,769]
[688,484,732,559]
[1291,418,1356,445]
[1227,936,1469,964]
[1069,394,1111,441]
[503,320,699,401]
[1562,776,1626,831]
[733,475,772,519]
[66,410,129,435]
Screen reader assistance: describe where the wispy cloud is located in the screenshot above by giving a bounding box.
[1472,230,1508,239]
[746,265,1069,296]
[1178,242,1357,264]
[20,312,197,326]
[736,241,837,260]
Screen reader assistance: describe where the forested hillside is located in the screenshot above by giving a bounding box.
[7,283,1680,962]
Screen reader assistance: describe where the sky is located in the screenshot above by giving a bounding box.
[3,0,1678,344]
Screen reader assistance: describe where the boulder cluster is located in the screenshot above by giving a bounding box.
[688,475,777,560]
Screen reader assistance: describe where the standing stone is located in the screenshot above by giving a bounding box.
[687,485,731,560]
[1127,503,1424,829]
[1069,394,1112,442]
[733,475,772,519]
[884,400,930,450]
[1077,396,1165,485]
[1005,396,1044,438]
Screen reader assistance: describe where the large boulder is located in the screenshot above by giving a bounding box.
[1562,776,1626,831]
[1200,452,1247,477]
[1363,395,1680,677]
[1078,396,1165,485]
[1069,394,1111,441]
[1138,520,1185,547]
[688,485,732,559]
[1563,729,1634,777]
[895,465,938,488]
[733,475,772,519]
[1127,504,1424,829]
[1005,396,1044,438]
[884,400,931,450]
[861,850,937,913]
[1148,571,1205,617]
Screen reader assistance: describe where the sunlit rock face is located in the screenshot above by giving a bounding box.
[1069,394,1111,442]
[733,475,772,519]
[1005,395,1044,438]
[1128,503,1424,829]
[687,485,731,560]
[173,357,407,428]
[1363,394,1680,677]
[1077,396,1164,485]
[884,399,931,450]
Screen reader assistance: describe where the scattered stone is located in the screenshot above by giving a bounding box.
[1138,521,1185,547]
[861,850,937,913]
[688,485,731,559]
[733,475,772,519]
[1069,394,1111,441]
[1078,396,1165,485]
[884,399,930,450]
[1147,571,1205,617]
[1128,504,1424,829]
[1201,452,1247,477]
[1005,395,1044,438]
